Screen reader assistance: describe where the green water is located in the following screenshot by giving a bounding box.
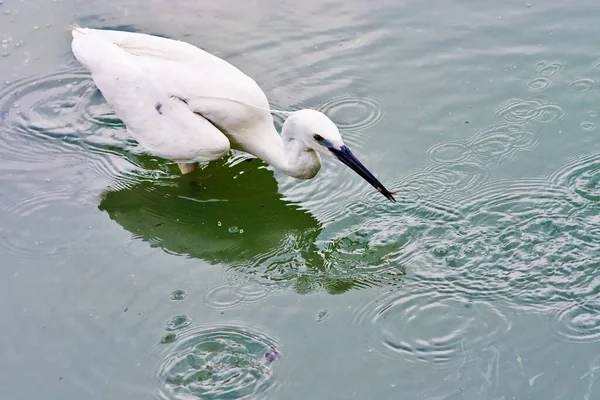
[1,0,599,398]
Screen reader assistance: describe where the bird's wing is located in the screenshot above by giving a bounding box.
[72,27,231,163]
[71,27,231,66]
[71,27,276,140]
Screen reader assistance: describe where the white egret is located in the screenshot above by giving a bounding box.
[70,26,396,202]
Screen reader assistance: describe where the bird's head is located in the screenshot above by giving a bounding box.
[282,109,396,202]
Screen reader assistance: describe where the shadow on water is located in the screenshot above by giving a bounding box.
[97,152,405,295]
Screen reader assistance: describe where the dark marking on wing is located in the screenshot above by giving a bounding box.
[155,102,163,115]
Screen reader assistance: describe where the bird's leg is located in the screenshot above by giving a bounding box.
[177,162,199,174]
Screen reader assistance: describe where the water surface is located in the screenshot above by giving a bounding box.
[1,0,599,399]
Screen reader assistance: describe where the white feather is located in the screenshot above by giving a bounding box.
[71,26,277,163]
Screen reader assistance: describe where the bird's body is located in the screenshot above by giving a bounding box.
[70,26,396,202]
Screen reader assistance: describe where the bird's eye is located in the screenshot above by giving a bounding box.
[313,134,324,142]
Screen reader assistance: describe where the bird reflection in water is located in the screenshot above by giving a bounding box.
[98,151,404,295]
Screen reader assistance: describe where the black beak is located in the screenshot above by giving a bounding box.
[327,144,396,203]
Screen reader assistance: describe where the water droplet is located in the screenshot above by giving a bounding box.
[581,122,595,131]
[316,310,330,322]
[160,333,177,344]
[567,78,596,93]
[432,244,450,257]
[165,315,192,331]
[536,62,563,76]
[228,226,239,233]
[526,77,551,91]
[169,289,187,301]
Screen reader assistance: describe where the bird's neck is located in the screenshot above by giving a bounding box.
[242,127,321,179]
[279,137,322,179]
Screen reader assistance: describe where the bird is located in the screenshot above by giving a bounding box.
[70,26,396,202]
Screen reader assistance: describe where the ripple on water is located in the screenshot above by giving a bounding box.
[550,152,600,203]
[394,161,487,198]
[151,323,280,400]
[0,73,90,168]
[341,189,423,219]
[316,310,330,322]
[469,123,539,162]
[402,173,600,343]
[581,121,596,131]
[0,69,167,260]
[0,183,96,258]
[203,280,278,311]
[353,283,510,366]
[317,94,384,147]
[552,298,600,343]
[243,183,464,294]
[318,218,410,278]
[423,123,538,180]
[0,69,122,144]
[536,61,564,76]
[203,285,245,310]
[526,77,552,92]
[495,98,565,124]
[170,290,188,301]
[567,78,596,93]
[0,69,137,179]
[278,152,391,222]
[316,194,461,286]
[426,141,473,164]
[165,315,193,332]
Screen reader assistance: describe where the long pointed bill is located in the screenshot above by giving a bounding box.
[327,144,396,203]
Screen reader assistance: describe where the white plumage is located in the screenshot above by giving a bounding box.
[70,26,396,201]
